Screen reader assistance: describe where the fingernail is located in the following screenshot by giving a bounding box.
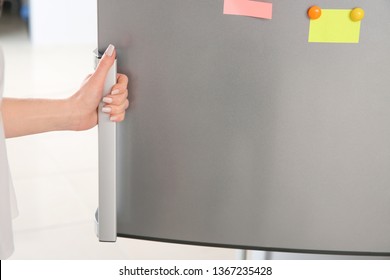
[102,107,112,113]
[103,97,113,104]
[105,44,115,57]
[111,89,120,95]
[110,116,117,122]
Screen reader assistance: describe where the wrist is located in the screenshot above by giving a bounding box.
[63,97,82,131]
[66,93,98,131]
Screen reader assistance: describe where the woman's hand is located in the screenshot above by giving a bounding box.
[69,44,129,131]
[2,44,128,138]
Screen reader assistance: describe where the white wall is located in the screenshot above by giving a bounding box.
[29,0,97,45]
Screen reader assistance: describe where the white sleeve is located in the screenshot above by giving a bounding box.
[0,48,18,260]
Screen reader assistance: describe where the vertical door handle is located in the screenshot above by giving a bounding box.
[95,51,117,242]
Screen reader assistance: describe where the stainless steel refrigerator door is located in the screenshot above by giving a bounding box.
[98,0,390,255]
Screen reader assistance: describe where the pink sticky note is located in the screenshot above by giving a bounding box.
[224,0,273,20]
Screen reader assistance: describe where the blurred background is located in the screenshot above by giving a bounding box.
[2,0,387,260]
[0,0,237,259]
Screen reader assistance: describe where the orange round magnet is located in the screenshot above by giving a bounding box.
[350,8,365,22]
[308,6,322,20]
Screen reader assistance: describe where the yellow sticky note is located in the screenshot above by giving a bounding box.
[308,9,361,43]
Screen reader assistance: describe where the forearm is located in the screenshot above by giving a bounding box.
[0,46,128,138]
[1,97,79,138]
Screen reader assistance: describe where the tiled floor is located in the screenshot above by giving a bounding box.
[1,11,237,260]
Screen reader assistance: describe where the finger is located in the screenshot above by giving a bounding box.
[102,99,129,115]
[90,44,116,85]
[109,112,126,122]
[116,73,128,84]
[111,73,128,95]
[102,90,129,106]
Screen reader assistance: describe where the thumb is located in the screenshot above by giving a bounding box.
[90,44,116,84]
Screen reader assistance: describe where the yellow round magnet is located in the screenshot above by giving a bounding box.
[350,8,365,22]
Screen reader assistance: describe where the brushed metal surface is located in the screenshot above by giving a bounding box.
[97,58,117,242]
[98,0,390,254]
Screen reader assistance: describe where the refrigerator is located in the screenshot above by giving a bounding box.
[95,0,390,256]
